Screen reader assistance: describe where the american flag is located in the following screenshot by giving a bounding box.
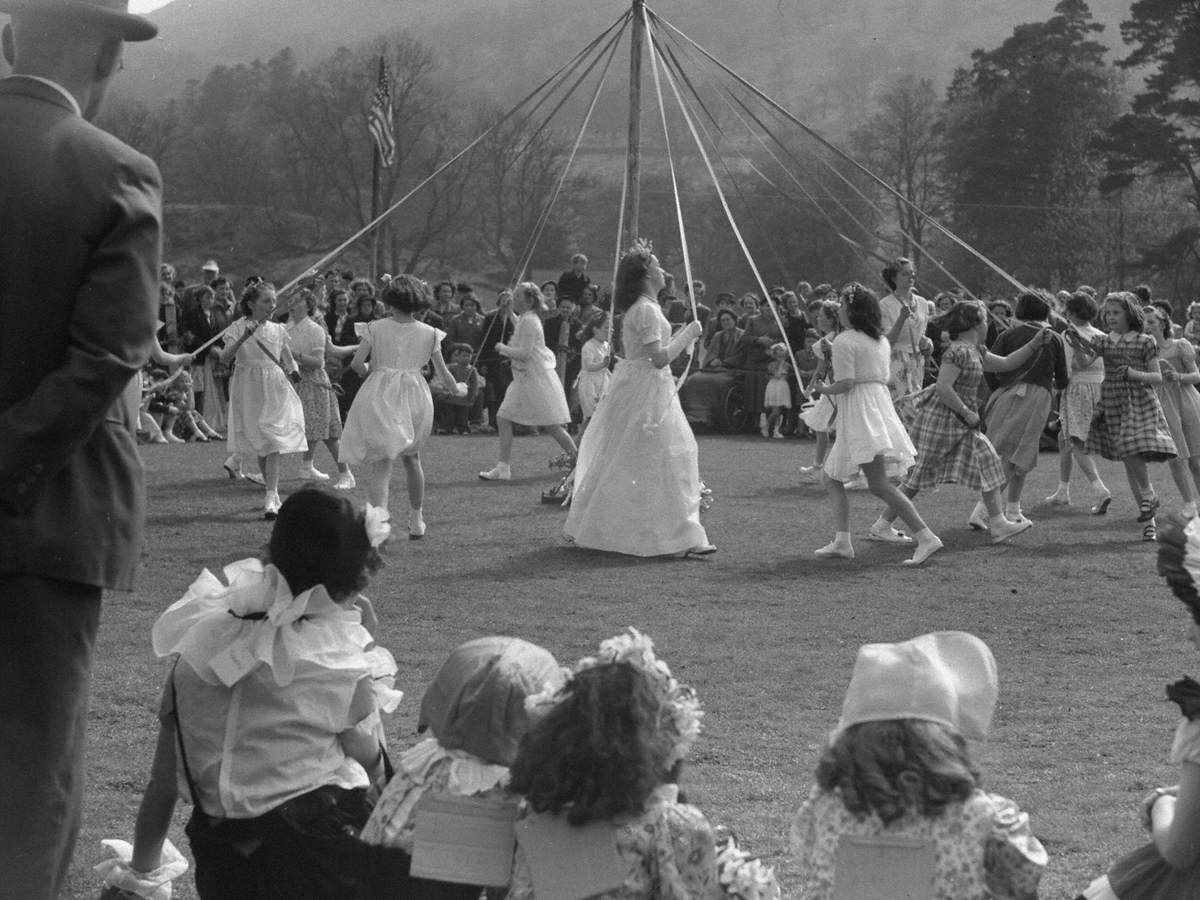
[367,57,396,168]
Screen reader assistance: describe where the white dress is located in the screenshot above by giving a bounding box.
[339,319,444,464]
[497,311,571,426]
[565,298,709,556]
[575,337,612,418]
[224,318,307,456]
[822,330,917,482]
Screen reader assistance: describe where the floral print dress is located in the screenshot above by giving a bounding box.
[507,785,722,900]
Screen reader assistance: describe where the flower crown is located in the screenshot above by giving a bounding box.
[621,238,654,264]
[574,627,702,768]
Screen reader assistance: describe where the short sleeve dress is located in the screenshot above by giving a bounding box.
[507,785,722,900]
[224,318,307,456]
[575,337,612,418]
[903,341,1005,492]
[790,785,1046,900]
[339,318,445,464]
[497,311,571,426]
[1155,338,1200,460]
[822,330,916,483]
[286,316,341,442]
[1086,331,1176,461]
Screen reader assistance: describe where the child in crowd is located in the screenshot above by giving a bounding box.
[431,342,480,435]
[762,342,792,439]
[359,636,565,898]
[800,301,841,482]
[1145,302,1200,519]
[790,631,1046,900]
[479,283,577,481]
[340,275,464,539]
[505,628,725,900]
[95,487,401,900]
[1184,301,1200,346]
[574,311,613,439]
[1076,517,1200,898]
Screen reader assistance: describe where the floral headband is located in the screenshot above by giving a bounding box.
[622,237,654,264]
[575,627,702,768]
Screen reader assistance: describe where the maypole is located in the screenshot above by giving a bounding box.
[623,0,645,246]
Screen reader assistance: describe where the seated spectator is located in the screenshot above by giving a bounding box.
[432,342,481,434]
[790,631,1046,900]
[703,308,749,370]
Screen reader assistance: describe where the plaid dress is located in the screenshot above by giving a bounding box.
[1086,332,1176,461]
[903,342,1006,492]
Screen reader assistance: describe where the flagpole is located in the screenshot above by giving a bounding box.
[370,55,384,281]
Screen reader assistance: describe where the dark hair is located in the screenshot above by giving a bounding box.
[1152,299,1175,323]
[460,294,481,313]
[581,284,599,302]
[341,269,355,282]
[434,281,456,300]
[579,311,609,343]
[613,243,654,313]
[356,295,376,317]
[540,280,558,294]
[1146,303,1173,338]
[350,278,376,299]
[938,301,985,341]
[264,487,384,600]
[815,720,979,825]
[715,308,739,327]
[989,300,1013,318]
[381,274,427,314]
[881,257,912,292]
[193,285,215,304]
[329,288,349,306]
[1104,291,1144,332]
[1064,291,1097,323]
[841,283,882,339]
[1134,283,1152,303]
[447,342,473,357]
[239,281,275,317]
[211,277,230,290]
[291,288,317,316]
[509,661,667,825]
[1014,291,1051,322]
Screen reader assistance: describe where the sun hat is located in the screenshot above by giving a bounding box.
[0,0,158,41]
[836,631,998,741]
[418,636,564,766]
[201,259,219,273]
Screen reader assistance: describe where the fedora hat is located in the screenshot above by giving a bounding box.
[836,631,999,741]
[0,0,157,41]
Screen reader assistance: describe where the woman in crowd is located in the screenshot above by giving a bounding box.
[702,307,748,369]
[812,283,940,566]
[444,291,486,351]
[976,291,1067,529]
[790,631,1046,900]
[878,257,931,424]
[1044,291,1111,512]
[565,241,712,557]
[1082,291,1177,541]
[478,283,576,482]
[286,288,353,489]
[219,281,307,519]
[1146,301,1200,518]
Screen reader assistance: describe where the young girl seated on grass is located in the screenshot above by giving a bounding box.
[789,631,1046,900]
[95,487,401,900]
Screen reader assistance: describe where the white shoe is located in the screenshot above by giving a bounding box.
[409,509,426,540]
[867,523,913,544]
[799,465,821,484]
[243,471,266,487]
[1008,512,1033,527]
[1043,489,1070,506]
[967,500,989,532]
[299,465,330,481]
[845,475,869,491]
[902,535,944,566]
[478,462,512,481]
[772,430,784,439]
[264,490,281,520]
[331,471,356,490]
[814,542,855,559]
[991,516,1033,543]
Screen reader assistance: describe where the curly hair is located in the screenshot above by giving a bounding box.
[612,243,653,313]
[815,299,842,335]
[264,487,384,601]
[938,300,986,341]
[1104,291,1144,333]
[815,720,980,825]
[1065,291,1098,324]
[578,311,609,344]
[841,283,882,340]
[381,275,428,314]
[515,281,548,315]
[239,280,275,317]
[880,257,912,292]
[509,661,668,825]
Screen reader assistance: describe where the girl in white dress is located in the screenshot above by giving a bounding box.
[574,311,612,440]
[340,275,461,539]
[478,283,577,481]
[219,282,307,519]
[564,242,713,557]
[813,283,941,565]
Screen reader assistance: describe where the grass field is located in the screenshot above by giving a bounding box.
[66,430,1194,898]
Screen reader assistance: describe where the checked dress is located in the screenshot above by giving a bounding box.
[902,342,1005,492]
[1086,332,1176,462]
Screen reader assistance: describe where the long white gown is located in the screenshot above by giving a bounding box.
[564,297,709,556]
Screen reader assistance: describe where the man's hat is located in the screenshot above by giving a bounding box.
[0,0,157,42]
[201,259,219,272]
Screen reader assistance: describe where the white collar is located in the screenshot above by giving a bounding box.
[9,74,82,118]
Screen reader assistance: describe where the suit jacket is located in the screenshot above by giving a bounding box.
[0,76,162,591]
[183,306,229,364]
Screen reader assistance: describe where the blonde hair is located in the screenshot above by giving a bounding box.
[515,282,548,314]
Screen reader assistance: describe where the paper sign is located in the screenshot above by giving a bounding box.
[409,793,519,887]
[832,834,935,900]
[515,812,625,900]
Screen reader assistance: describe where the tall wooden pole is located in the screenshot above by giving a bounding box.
[623,0,645,246]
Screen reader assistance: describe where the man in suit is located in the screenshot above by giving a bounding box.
[0,2,161,896]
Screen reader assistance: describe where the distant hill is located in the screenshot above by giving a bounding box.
[115,0,1139,132]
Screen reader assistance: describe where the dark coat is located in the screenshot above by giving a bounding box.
[0,76,162,591]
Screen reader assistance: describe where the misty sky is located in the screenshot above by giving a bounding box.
[129,0,171,12]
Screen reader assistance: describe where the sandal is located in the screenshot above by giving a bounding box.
[1090,494,1112,516]
[1137,496,1160,523]
[1143,520,1158,542]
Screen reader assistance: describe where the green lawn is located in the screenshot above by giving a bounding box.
[69,431,1191,898]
